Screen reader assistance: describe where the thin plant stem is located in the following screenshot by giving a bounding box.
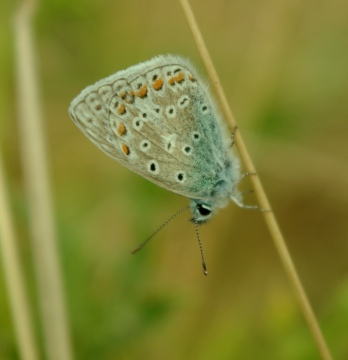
[178,1,333,359]
[13,0,73,359]
[0,151,39,360]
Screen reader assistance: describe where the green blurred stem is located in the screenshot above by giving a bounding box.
[13,0,74,359]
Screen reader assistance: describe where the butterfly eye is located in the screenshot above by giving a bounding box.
[196,204,212,217]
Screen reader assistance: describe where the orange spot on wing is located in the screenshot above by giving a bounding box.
[135,85,147,98]
[120,91,127,99]
[152,78,163,90]
[117,123,126,136]
[175,72,184,83]
[168,77,175,86]
[129,90,134,96]
[117,104,126,115]
[188,74,195,81]
[121,143,130,155]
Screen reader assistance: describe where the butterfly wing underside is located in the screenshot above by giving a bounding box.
[69,55,230,200]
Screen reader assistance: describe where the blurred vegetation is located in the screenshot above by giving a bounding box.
[1,0,348,359]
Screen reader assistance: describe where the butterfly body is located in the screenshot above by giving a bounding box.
[69,55,241,223]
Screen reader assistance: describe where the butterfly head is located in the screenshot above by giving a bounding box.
[190,194,231,223]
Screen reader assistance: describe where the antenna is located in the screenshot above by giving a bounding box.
[131,206,190,254]
[194,220,208,275]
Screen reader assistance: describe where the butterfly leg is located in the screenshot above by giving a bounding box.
[233,171,271,212]
[241,171,256,180]
[231,195,270,212]
[229,126,238,148]
[231,195,259,210]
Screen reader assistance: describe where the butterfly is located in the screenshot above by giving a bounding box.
[69,55,254,273]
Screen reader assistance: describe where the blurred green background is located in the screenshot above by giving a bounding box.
[1,0,348,359]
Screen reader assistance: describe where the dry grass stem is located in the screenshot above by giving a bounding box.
[13,0,73,359]
[179,0,334,359]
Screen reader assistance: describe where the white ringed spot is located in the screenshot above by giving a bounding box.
[139,139,151,152]
[147,160,159,175]
[132,117,143,130]
[166,105,177,119]
[178,95,190,109]
[182,144,192,156]
[175,171,187,183]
